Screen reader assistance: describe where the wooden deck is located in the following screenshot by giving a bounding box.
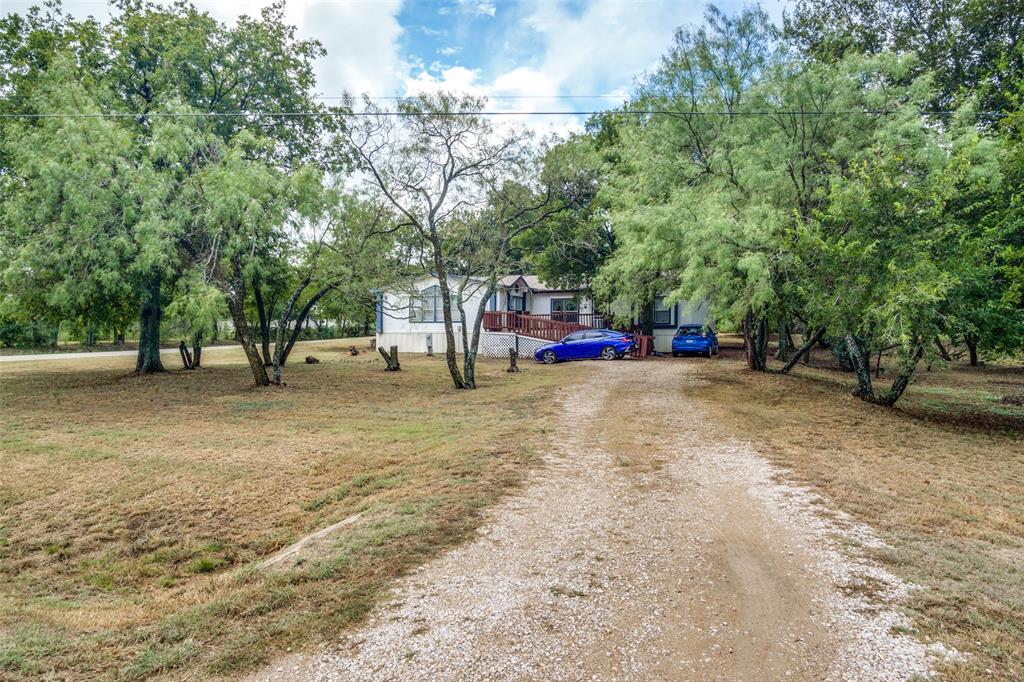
[482,311,654,357]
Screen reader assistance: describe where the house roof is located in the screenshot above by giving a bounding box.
[498,274,583,293]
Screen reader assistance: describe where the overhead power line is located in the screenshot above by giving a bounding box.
[0,109,1005,119]
[315,94,629,101]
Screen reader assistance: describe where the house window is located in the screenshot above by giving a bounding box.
[411,285,461,323]
[653,296,673,326]
[509,293,526,312]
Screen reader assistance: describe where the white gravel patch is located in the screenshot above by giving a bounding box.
[249,361,955,681]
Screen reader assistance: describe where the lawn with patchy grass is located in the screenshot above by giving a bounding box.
[0,340,579,680]
[689,342,1024,681]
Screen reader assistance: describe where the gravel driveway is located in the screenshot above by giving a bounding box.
[251,361,951,681]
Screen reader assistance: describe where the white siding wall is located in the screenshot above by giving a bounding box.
[378,275,489,354]
[652,300,709,352]
[529,293,594,316]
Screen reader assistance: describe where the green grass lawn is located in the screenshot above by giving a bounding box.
[0,340,578,680]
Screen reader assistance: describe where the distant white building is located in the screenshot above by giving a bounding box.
[375,274,707,356]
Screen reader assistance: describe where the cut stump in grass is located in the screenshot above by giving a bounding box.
[379,345,400,371]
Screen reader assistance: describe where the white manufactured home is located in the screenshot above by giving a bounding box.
[375,274,708,356]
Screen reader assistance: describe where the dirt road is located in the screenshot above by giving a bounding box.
[252,361,948,681]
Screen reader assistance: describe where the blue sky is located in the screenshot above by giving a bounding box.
[6,0,788,134]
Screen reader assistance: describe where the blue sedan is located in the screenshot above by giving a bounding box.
[672,325,718,357]
[535,329,636,364]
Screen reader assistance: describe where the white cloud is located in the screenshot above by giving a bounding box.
[293,0,406,97]
[3,0,408,99]
[398,0,704,139]
[463,1,497,17]
[438,46,462,56]
[518,0,702,95]
[440,1,497,17]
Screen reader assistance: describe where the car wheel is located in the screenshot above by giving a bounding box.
[542,350,557,364]
[672,351,679,357]
[706,348,713,358]
[600,346,617,360]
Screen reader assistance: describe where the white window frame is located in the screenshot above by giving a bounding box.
[653,296,673,326]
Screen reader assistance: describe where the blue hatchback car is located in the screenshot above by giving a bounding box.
[672,325,718,357]
[535,329,636,364]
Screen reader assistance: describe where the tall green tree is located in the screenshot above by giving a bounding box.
[784,0,1023,113]
[516,129,616,292]
[343,93,566,390]
[600,5,784,368]
[0,57,144,359]
[602,4,1003,404]
[0,1,330,373]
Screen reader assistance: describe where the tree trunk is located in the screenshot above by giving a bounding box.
[457,295,476,389]
[966,334,979,366]
[934,337,952,362]
[844,334,875,399]
[780,327,825,374]
[135,272,165,374]
[430,249,465,389]
[844,335,922,406]
[192,332,203,368]
[755,317,768,370]
[253,280,273,366]
[277,284,333,369]
[460,278,499,391]
[641,294,655,337]
[742,313,768,371]
[877,344,924,406]
[225,260,269,386]
[775,319,790,362]
[507,348,519,373]
[178,340,194,369]
[742,313,756,370]
[378,345,400,371]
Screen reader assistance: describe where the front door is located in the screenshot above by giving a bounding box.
[551,298,579,323]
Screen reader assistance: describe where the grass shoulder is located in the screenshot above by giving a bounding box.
[0,341,583,679]
[688,343,1024,681]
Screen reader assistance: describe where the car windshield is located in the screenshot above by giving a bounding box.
[676,327,703,336]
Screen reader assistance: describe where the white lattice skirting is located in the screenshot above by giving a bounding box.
[375,330,550,358]
[478,332,550,359]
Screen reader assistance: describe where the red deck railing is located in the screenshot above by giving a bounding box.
[481,311,654,357]
[482,311,589,342]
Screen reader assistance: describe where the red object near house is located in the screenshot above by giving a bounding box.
[483,310,655,358]
[631,335,654,358]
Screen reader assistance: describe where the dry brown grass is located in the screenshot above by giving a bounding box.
[0,340,579,680]
[688,340,1024,681]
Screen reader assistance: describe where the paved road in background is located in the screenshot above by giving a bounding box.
[0,345,239,363]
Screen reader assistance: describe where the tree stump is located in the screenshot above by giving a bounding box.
[178,340,195,369]
[305,355,320,364]
[378,345,401,371]
[507,348,519,373]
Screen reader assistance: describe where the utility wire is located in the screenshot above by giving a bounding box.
[316,94,629,100]
[0,109,1005,119]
